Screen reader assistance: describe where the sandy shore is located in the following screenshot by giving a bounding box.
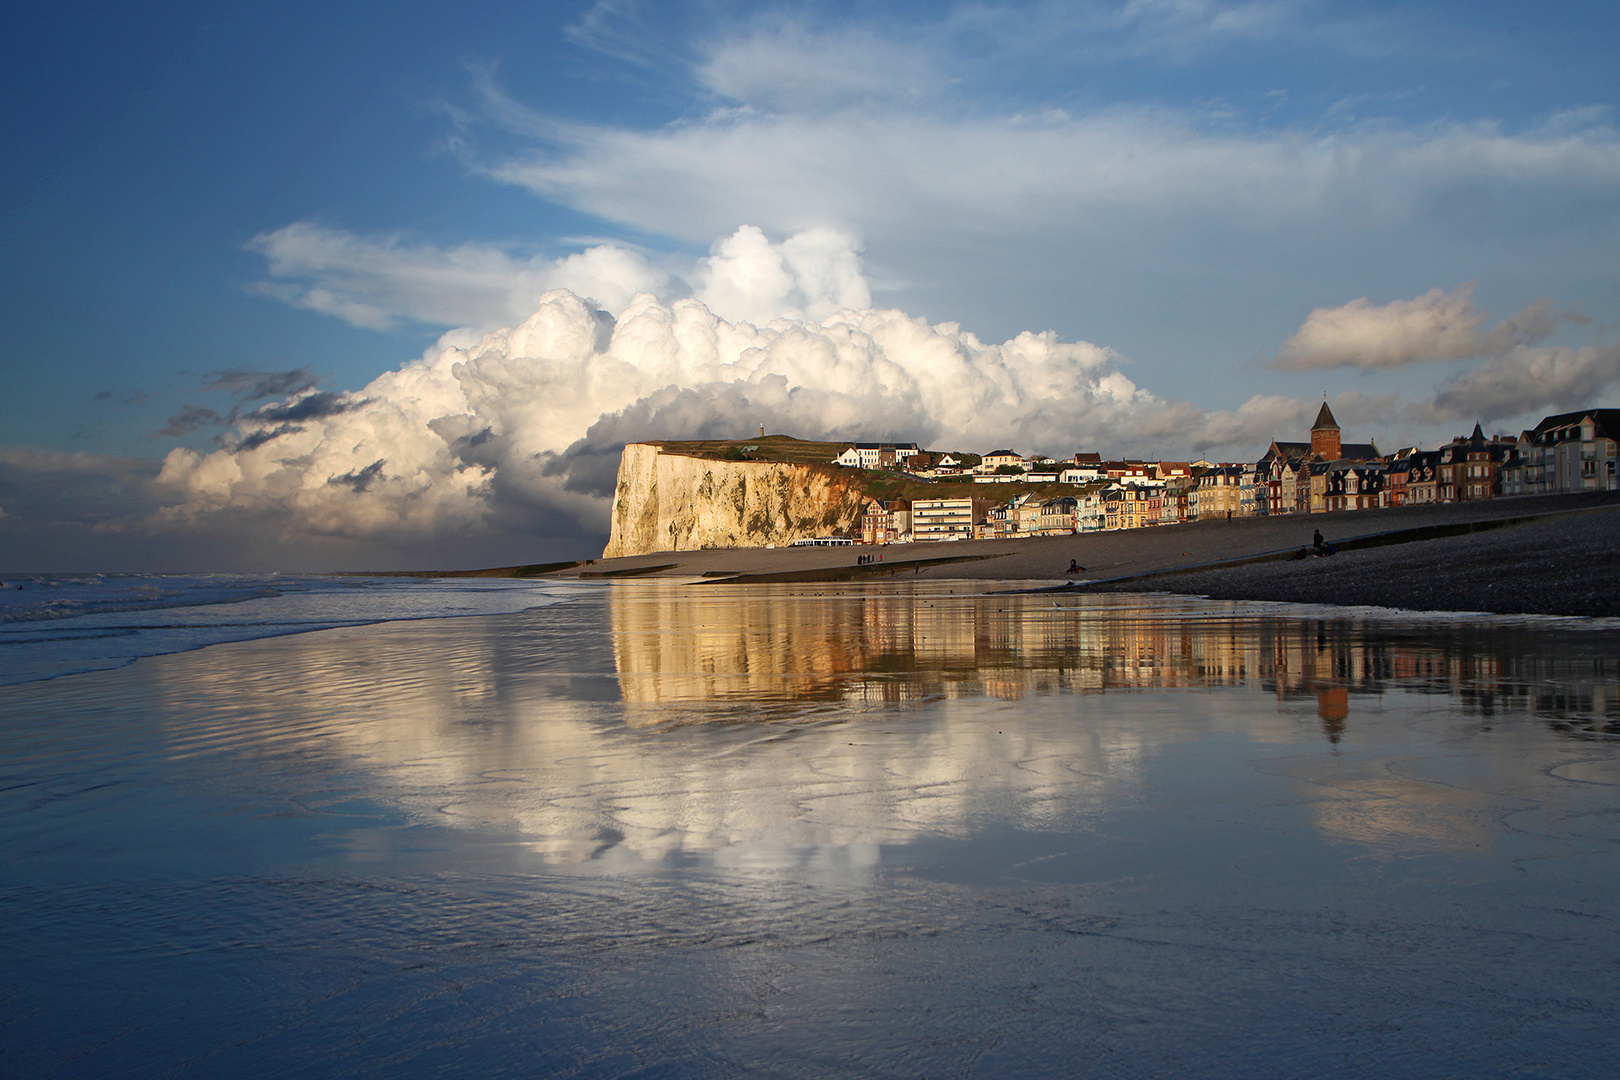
[1076,502,1620,617]
[530,492,1620,616]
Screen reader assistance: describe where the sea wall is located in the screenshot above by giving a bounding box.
[602,444,869,558]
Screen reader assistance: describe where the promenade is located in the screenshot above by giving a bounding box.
[532,491,1620,617]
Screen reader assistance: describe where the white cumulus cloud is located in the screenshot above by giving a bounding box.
[247,222,878,334]
[247,222,673,331]
[160,242,1228,552]
[1273,282,1581,370]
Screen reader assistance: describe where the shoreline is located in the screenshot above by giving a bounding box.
[393,492,1620,617]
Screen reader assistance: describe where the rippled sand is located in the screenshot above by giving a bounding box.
[3,584,1619,1077]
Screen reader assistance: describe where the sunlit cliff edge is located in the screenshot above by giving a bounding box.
[603,441,870,558]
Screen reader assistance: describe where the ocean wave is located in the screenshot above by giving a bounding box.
[0,574,589,686]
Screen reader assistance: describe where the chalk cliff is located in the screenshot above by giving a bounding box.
[603,443,870,558]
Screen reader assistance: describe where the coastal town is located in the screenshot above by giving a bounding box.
[829,405,1620,546]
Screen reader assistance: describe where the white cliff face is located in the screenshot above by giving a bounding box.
[603,444,868,557]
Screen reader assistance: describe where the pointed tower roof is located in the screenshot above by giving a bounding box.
[1312,402,1339,431]
[1470,422,1485,442]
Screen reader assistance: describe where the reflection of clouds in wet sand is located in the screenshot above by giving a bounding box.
[138,601,1150,870]
[1308,773,1499,857]
[134,585,1620,870]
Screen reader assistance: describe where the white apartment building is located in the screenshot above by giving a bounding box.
[911,497,996,541]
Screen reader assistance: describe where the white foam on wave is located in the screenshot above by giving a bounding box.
[0,573,590,686]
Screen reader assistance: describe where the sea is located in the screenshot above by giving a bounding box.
[2,573,1619,1078]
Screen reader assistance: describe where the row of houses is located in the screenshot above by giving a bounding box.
[849,406,1619,543]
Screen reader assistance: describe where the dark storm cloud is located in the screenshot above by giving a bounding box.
[328,459,386,493]
[230,423,306,453]
[0,447,165,537]
[156,405,224,437]
[249,391,365,424]
[203,367,319,403]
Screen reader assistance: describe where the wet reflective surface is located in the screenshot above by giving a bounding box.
[3,583,1619,1077]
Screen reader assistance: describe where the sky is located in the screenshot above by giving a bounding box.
[2,0,1617,570]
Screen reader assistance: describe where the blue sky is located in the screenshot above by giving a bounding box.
[2,1,1617,569]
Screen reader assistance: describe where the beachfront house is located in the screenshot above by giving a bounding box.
[912,497,997,541]
[1383,451,1417,506]
[1190,465,1244,521]
[1436,424,1515,501]
[982,494,1033,539]
[1159,477,1194,524]
[1405,451,1441,504]
[1076,490,1106,531]
[1323,462,1385,511]
[1501,409,1618,495]
[860,499,911,545]
[1037,496,1080,535]
[1103,484,1162,530]
[1239,464,1262,517]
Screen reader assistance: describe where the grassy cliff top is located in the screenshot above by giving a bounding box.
[643,436,1093,504]
[649,434,985,468]
[650,434,854,463]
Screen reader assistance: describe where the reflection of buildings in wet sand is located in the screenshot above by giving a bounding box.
[610,586,1620,737]
[610,586,1269,711]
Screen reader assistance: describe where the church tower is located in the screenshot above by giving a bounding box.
[1310,402,1341,460]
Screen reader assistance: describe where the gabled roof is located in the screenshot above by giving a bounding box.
[1312,402,1340,430]
[1263,440,1311,462]
[1532,409,1620,441]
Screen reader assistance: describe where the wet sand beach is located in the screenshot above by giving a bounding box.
[6,584,1620,1077]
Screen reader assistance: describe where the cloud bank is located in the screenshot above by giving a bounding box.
[1424,343,1620,423]
[249,222,870,333]
[150,290,1135,546]
[1266,280,1615,423]
[248,223,673,331]
[482,83,1620,263]
[1273,282,1583,370]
